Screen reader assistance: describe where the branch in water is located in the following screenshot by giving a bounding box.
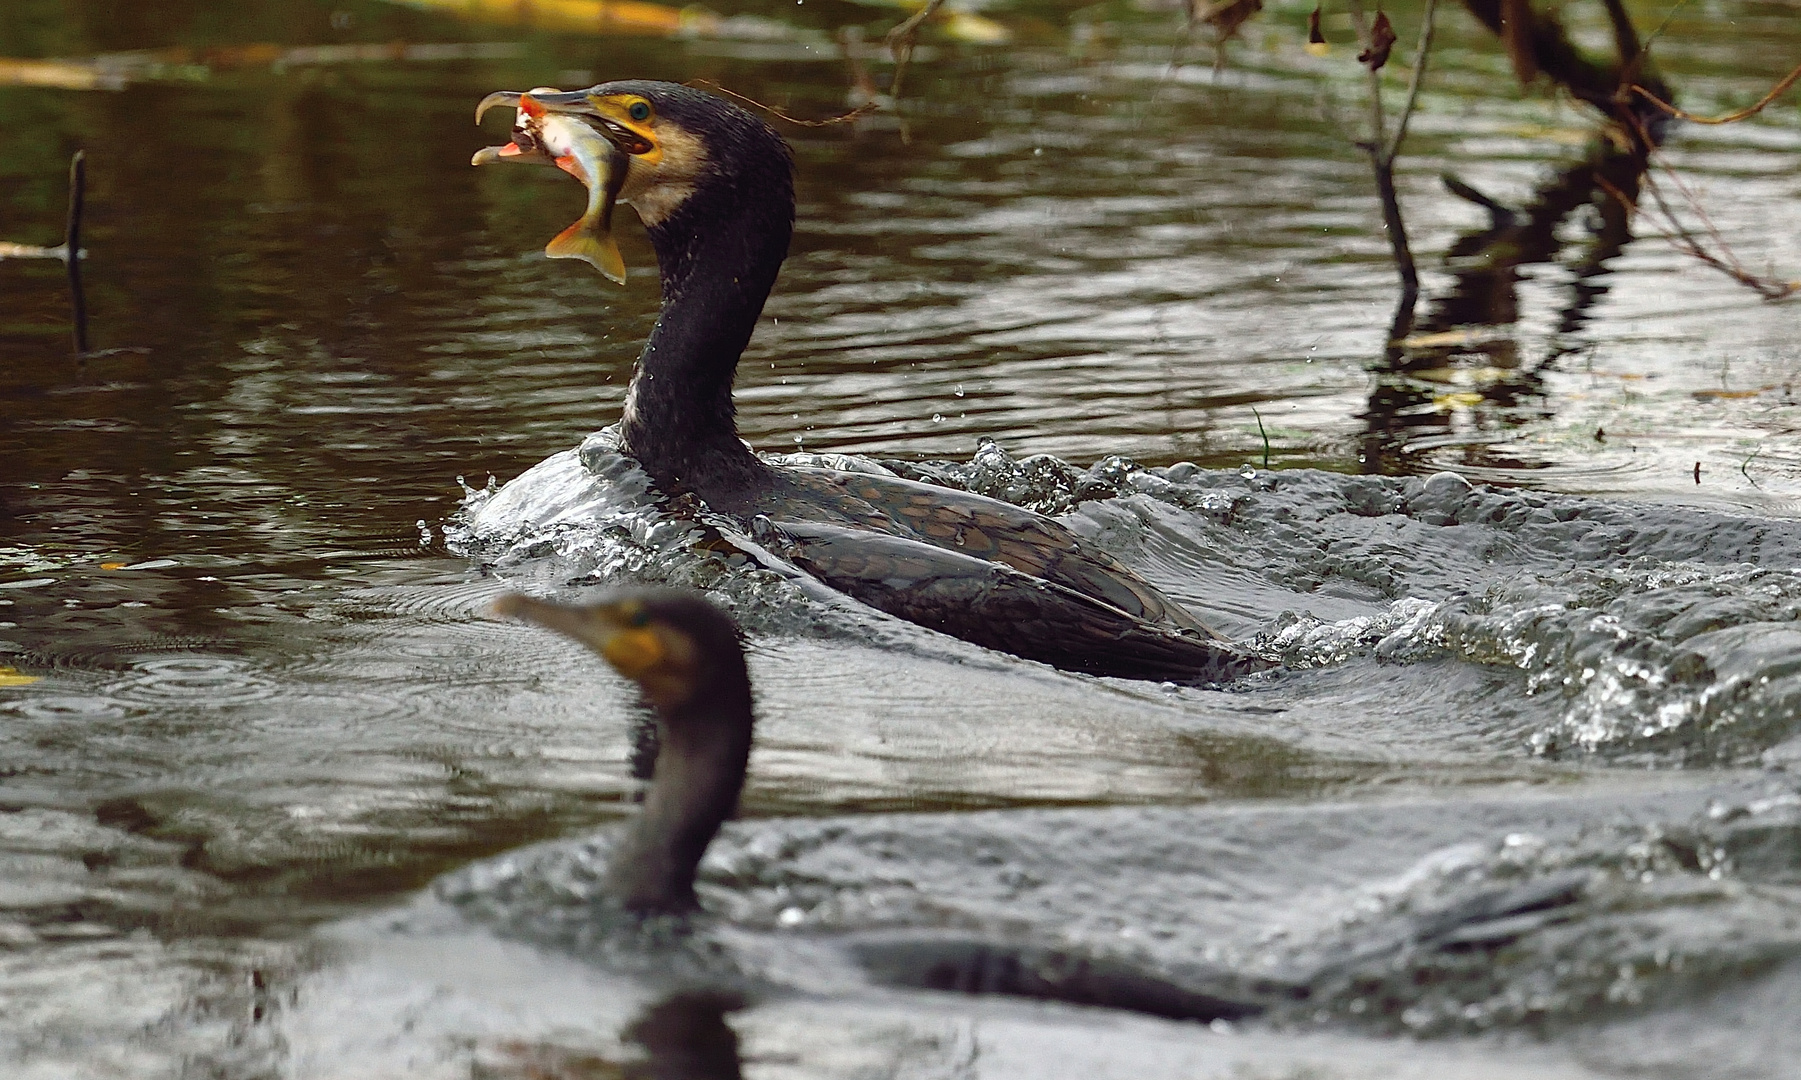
[1346,0,1438,304]
[67,150,89,357]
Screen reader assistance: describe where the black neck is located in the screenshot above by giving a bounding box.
[607,669,755,914]
[619,175,792,501]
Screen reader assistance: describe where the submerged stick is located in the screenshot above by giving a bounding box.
[66,151,88,356]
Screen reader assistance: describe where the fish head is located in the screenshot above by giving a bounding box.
[471,85,592,169]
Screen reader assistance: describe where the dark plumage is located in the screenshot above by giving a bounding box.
[493,588,751,914]
[481,81,1271,684]
[491,586,1286,1021]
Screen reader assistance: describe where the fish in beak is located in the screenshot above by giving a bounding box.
[473,88,634,283]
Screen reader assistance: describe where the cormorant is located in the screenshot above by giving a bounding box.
[491,587,1282,1020]
[493,588,750,914]
[476,82,1270,684]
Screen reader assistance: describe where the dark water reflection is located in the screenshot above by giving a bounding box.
[2,0,1800,1074]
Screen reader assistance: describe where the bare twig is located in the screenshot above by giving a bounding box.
[1385,0,1437,162]
[1631,61,1801,125]
[683,78,878,127]
[1598,169,1799,301]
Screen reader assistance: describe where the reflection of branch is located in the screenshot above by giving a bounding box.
[1596,97,1801,302]
[1631,62,1801,125]
[691,0,952,134]
[1601,169,1800,302]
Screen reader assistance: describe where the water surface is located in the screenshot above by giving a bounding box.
[2,0,1800,1075]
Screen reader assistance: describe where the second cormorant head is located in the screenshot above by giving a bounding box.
[493,588,754,916]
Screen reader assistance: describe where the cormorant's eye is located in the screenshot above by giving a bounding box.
[626,606,651,628]
[627,100,651,122]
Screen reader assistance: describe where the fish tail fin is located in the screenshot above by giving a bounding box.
[545,219,625,283]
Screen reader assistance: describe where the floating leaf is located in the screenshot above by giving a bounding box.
[941,11,1012,45]
[1399,328,1503,349]
[0,57,121,90]
[385,0,706,36]
[0,241,66,260]
[0,666,40,688]
[1358,9,1396,71]
[1434,391,1486,411]
[1692,388,1770,401]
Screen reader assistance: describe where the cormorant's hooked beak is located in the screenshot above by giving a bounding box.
[474,89,655,156]
[473,89,526,126]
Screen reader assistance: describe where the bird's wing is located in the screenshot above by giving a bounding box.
[751,518,1268,684]
[779,469,1226,640]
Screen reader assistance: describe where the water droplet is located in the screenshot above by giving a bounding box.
[778,906,805,925]
[954,384,965,397]
[1239,464,1256,479]
[931,413,944,423]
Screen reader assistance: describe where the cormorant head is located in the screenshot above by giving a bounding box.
[493,586,755,916]
[492,586,746,714]
[476,80,794,258]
